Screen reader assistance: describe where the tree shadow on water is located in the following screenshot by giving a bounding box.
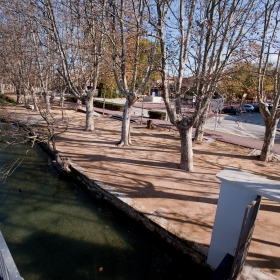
[8,229,212,280]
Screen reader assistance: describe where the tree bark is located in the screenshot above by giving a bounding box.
[16,94,20,103]
[43,91,51,114]
[50,90,55,103]
[16,88,22,104]
[194,101,210,141]
[260,119,279,161]
[30,89,38,111]
[178,123,194,171]
[59,90,65,107]
[23,90,29,108]
[85,94,94,131]
[117,97,134,146]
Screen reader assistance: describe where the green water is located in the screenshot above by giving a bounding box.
[0,143,211,280]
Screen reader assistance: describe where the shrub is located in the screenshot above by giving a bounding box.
[64,95,124,111]
[148,110,166,120]
[0,94,16,104]
[93,100,124,111]
[64,95,78,103]
[100,87,121,99]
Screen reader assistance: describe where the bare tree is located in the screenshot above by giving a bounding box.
[0,1,43,110]
[255,0,280,161]
[0,4,24,101]
[106,0,159,146]
[30,0,108,131]
[150,0,257,171]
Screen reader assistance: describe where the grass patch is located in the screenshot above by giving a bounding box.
[0,94,17,105]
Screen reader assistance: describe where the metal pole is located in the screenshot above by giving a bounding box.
[140,97,144,125]
[103,91,105,116]
[214,110,218,131]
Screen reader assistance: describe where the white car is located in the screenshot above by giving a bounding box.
[241,104,255,112]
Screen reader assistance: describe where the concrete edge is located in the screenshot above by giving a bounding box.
[38,138,211,266]
[66,159,211,267]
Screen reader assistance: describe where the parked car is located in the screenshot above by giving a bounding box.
[253,104,259,112]
[253,103,274,112]
[241,104,255,112]
[221,106,240,115]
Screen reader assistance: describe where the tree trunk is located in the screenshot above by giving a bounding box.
[23,91,29,108]
[30,89,38,111]
[59,90,65,120]
[117,98,133,146]
[194,102,209,141]
[76,99,82,111]
[260,119,279,161]
[59,90,64,107]
[85,95,94,131]
[43,91,51,114]
[50,90,56,103]
[16,89,22,104]
[178,124,193,171]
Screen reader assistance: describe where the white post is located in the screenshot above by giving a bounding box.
[207,168,280,269]
[214,110,218,131]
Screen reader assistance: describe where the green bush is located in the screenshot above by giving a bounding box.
[148,110,166,120]
[64,95,78,103]
[100,87,121,99]
[64,95,124,111]
[93,100,124,111]
[0,94,16,104]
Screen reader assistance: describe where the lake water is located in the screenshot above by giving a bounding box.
[0,143,212,279]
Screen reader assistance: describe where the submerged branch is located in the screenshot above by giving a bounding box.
[0,158,24,182]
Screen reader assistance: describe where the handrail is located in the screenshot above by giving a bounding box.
[0,250,11,280]
[0,231,22,280]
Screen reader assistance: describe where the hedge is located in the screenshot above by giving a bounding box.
[64,96,124,111]
[64,95,78,103]
[0,94,16,104]
[148,110,166,120]
[93,100,124,111]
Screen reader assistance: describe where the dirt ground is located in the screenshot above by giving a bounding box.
[2,102,280,279]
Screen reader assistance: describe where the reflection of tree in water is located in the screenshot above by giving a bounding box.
[0,108,31,181]
[0,158,24,182]
[0,120,22,181]
[0,105,70,176]
[0,107,32,147]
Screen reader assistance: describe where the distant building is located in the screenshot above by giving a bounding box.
[149,76,196,97]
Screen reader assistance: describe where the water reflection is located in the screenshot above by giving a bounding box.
[0,143,211,280]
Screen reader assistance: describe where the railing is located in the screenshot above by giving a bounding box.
[0,231,22,280]
[0,250,11,280]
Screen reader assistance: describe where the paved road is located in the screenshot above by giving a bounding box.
[206,112,280,144]
[93,98,280,144]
